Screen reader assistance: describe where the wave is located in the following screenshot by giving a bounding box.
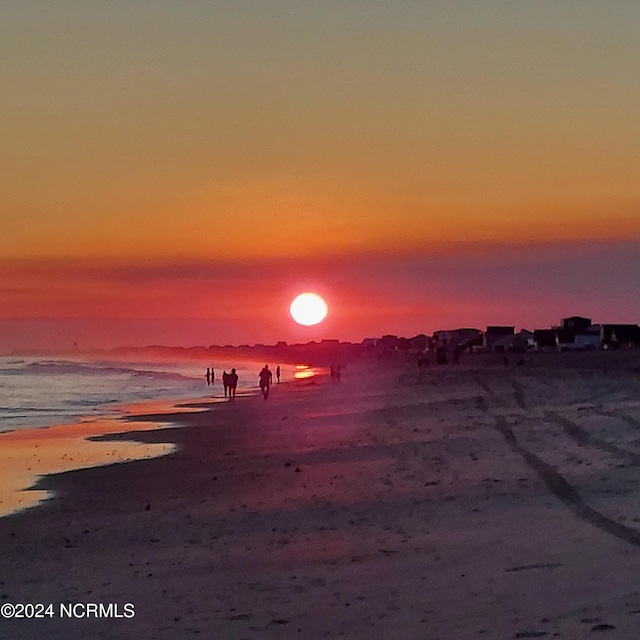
[64,398,120,406]
[0,355,262,433]
[23,361,191,381]
[0,406,63,414]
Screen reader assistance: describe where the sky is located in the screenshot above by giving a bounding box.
[2,1,640,351]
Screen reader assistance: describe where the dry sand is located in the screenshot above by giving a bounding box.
[2,352,640,639]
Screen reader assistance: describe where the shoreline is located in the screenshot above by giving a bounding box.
[0,397,206,518]
[0,387,256,518]
[0,358,310,517]
[2,353,640,638]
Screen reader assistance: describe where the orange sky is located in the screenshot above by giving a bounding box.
[2,2,640,349]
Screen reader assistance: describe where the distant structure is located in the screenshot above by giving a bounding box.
[601,324,640,349]
[534,329,559,351]
[157,313,640,363]
[529,317,640,351]
[376,335,399,355]
[409,334,430,354]
[561,316,592,333]
[557,316,594,350]
[451,328,483,350]
[569,325,602,350]
[490,329,534,352]
[433,328,480,347]
[483,326,515,352]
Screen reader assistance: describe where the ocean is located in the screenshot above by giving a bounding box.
[0,354,313,516]
[0,354,285,434]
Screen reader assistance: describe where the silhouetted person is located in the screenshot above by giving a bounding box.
[276,365,281,383]
[222,370,229,397]
[211,367,215,384]
[227,368,238,400]
[259,364,273,400]
[205,368,211,386]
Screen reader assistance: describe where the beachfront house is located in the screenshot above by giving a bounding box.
[459,331,484,352]
[558,322,601,350]
[534,329,560,351]
[489,329,534,352]
[432,330,453,345]
[561,316,592,333]
[557,316,597,350]
[376,335,399,355]
[409,334,430,354]
[570,330,602,350]
[433,328,483,351]
[483,326,515,352]
[451,328,483,348]
[557,328,577,349]
[601,324,640,349]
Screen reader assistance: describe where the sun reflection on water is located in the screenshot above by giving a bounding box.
[294,364,316,380]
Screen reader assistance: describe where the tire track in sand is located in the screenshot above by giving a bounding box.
[477,375,640,546]
[507,379,528,410]
[494,416,640,547]
[545,411,640,466]
[596,410,640,430]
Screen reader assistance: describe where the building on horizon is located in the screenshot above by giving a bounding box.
[601,324,640,349]
[534,329,560,351]
[483,326,515,352]
[488,329,534,352]
[561,316,592,333]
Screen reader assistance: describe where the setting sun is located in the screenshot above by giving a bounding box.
[289,292,328,326]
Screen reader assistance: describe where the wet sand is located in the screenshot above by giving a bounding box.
[2,353,640,639]
[0,399,207,516]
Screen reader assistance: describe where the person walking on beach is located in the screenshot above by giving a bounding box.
[205,368,211,386]
[276,365,281,383]
[259,364,273,400]
[210,367,215,385]
[222,371,229,397]
[227,368,238,400]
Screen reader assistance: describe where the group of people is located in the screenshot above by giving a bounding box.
[206,364,281,401]
[221,369,239,398]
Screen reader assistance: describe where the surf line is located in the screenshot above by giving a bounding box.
[494,415,640,547]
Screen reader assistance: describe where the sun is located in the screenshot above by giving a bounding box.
[289,292,328,326]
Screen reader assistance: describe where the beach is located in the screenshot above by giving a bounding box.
[2,352,640,639]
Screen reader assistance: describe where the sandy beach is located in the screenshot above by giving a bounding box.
[2,352,640,639]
